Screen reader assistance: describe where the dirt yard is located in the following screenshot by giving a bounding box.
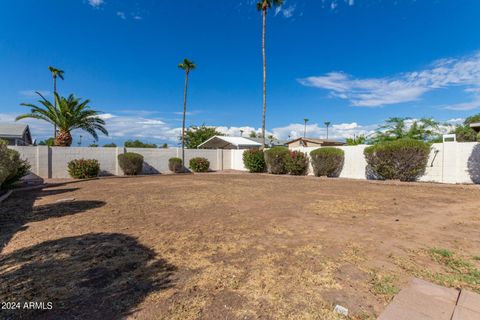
[1,173,480,319]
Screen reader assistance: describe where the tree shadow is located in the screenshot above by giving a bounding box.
[0,187,105,252]
[467,144,480,184]
[0,233,176,319]
[142,162,160,174]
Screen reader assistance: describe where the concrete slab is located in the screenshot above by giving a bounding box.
[451,306,480,320]
[457,290,480,313]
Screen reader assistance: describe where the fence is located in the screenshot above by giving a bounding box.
[9,141,480,184]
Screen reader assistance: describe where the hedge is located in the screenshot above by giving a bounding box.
[189,157,210,172]
[286,151,309,175]
[67,159,100,179]
[118,152,144,175]
[264,146,290,174]
[0,140,30,190]
[310,148,344,177]
[242,149,266,173]
[364,139,430,182]
[169,157,183,173]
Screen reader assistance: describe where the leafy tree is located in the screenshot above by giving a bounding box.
[124,140,157,148]
[103,143,117,147]
[38,138,55,146]
[89,144,98,147]
[372,117,442,143]
[178,58,196,169]
[249,131,258,138]
[346,134,366,146]
[161,143,169,149]
[185,125,223,149]
[452,114,480,142]
[17,92,108,147]
[48,66,65,138]
[257,0,284,148]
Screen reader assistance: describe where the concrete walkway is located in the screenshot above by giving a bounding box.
[378,278,480,320]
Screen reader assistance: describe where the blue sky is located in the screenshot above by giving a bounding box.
[1,0,480,145]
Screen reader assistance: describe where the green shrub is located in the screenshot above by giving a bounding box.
[169,157,183,173]
[242,149,266,173]
[118,152,144,175]
[189,157,210,172]
[67,159,100,179]
[364,139,430,182]
[264,146,290,174]
[0,140,31,190]
[286,151,309,175]
[310,148,344,177]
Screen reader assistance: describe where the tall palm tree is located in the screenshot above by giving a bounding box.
[17,92,108,147]
[303,118,309,138]
[178,58,196,169]
[48,66,65,138]
[257,0,284,148]
[324,121,331,139]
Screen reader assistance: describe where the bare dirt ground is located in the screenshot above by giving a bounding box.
[1,173,480,320]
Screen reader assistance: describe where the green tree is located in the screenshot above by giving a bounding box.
[103,143,117,147]
[161,143,169,149]
[249,131,258,138]
[178,58,196,168]
[48,66,65,138]
[346,134,366,146]
[38,138,55,146]
[372,117,441,143]
[17,92,108,147]
[257,0,284,148]
[452,114,480,142]
[124,140,157,148]
[185,125,224,149]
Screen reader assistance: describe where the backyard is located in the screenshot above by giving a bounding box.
[1,173,480,319]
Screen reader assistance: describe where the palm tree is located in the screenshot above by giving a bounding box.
[303,118,309,138]
[324,121,331,139]
[17,92,108,147]
[257,0,284,148]
[48,66,65,138]
[178,58,196,169]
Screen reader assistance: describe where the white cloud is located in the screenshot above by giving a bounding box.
[116,11,126,20]
[299,51,480,108]
[275,1,296,18]
[132,15,143,20]
[88,0,104,8]
[271,122,377,140]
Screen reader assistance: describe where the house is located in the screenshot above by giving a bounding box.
[246,137,287,148]
[198,136,262,149]
[471,122,480,133]
[286,137,345,149]
[0,123,33,146]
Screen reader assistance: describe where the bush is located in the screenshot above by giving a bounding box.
[67,159,100,179]
[310,148,344,177]
[0,141,31,189]
[286,151,309,175]
[264,146,290,174]
[169,157,183,173]
[189,157,210,172]
[242,149,266,173]
[364,139,430,182]
[118,152,144,175]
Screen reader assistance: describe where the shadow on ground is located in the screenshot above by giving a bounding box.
[0,233,176,320]
[0,187,105,251]
[468,144,480,184]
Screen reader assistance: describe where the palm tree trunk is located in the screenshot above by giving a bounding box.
[261,8,267,149]
[53,76,57,139]
[55,129,72,147]
[182,72,189,171]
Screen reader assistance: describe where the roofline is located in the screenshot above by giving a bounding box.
[197,135,262,148]
[285,137,342,144]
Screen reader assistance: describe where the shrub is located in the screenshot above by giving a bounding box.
[169,157,183,173]
[264,146,290,174]
[286,151,309,175]
[0,140,31,189]
[364,139,430,182]
[242,149,266,173]
[189,157,210,172]
[118,152,144,175]
[310,148,344,177]
[67,159,100,179]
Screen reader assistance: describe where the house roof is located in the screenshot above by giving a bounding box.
[470,122,480,132]
[285,137,345,145]
[198,136,262,149]
[0,123,30,138]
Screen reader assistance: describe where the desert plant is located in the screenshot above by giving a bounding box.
[364,139,430,182]
[0,140,31,190]
[243,149,266,173]
[286,151,309,175]
[169,157,183,173]
[67,159,100,179]
[310,147,344,177]
[118,152,144,175]
[189,157,210,172]
[264,146,289,174]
